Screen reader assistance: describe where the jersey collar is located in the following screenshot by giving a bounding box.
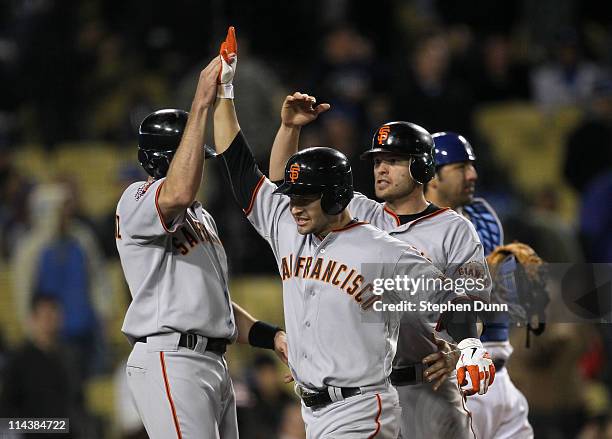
[389,207,451,233]
[313,219,368,242]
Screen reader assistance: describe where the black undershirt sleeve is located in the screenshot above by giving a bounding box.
[438,296,479,342]
[218,131,265,210]
[446,310,479,341]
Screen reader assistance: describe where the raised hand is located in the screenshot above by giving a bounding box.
[218,26,237,98]
[281,92,331,128]
[193,57,222,108]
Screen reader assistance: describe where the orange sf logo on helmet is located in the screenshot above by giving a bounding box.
[289,163,300,182]
[377,126,391,144]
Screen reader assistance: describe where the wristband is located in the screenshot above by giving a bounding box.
[457,337,483,350]
[248,321,282,349]
[217,84,234,99]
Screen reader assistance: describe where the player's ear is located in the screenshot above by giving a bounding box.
[428,173,440,189]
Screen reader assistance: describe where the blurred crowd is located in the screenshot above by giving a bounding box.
[0,0,611,438]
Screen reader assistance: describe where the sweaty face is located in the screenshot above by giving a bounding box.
[372,153,419,201]
[435,162,478,207]
[289,194,331,236]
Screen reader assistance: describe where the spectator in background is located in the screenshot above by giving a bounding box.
[81,31,168,144]
[241,354,294,439]
[0,153,34,261]
[573,81,612,406]
[310,26,377,121]
[15,0,83,150]
[577,416,612,439]
[13,182,111,382]
[473,33,531,103]
[563,78,612,263]
[0,294,83,437]
[392,31,475,136]
[0,327,7,378]
[277,402,306,439]
[579,172,612,263]
[510,324,599,439]
[531,28,603,112]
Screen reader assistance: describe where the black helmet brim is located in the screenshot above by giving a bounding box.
[360,147,397,160]
[273,182,293,195]
[273,182,325,196]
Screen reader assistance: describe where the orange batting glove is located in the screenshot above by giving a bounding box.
[455,338,496,396]
[218,26,237,98]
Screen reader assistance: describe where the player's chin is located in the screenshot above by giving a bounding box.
[296,223,313,235]
[375,186,390,200]
[462,193,475,205]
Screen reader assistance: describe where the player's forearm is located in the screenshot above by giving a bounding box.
[232,302,257,344]
[232,302,283,349]
[269,124,300,181]
[213,97,240,154]
[161,104,209,208]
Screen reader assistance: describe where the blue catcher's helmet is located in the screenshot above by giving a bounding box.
[432,132,476,168]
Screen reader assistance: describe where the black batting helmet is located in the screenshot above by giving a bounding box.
[360,121,436,184]
[138,109,217,179]
[274,147,353,215]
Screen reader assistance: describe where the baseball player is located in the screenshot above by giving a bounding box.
[268,100,495,438]
[427,132,534,438]
[116,51,288,439]
[211,28,467,438]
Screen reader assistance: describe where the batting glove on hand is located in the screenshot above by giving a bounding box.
[218,26,237,99]
[456,338,495,396]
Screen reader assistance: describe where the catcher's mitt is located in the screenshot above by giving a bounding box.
[487,242,549,346]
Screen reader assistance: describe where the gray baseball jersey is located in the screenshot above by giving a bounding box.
[348,193,491,365]
[117,178,237,344]
[246,177,455,390]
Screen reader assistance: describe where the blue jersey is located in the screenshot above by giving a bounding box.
[459,198,508,343]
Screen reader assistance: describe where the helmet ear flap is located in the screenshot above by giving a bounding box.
[152,155,171,179]
[409,154,436,184]
[138,149,155,177]
[321,187,354,215]
[138,149,174,179]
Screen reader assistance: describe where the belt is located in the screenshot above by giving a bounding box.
[136,334,229,354]
[390,364,423,386]
[493,358,506,371]
[299,386,361,408]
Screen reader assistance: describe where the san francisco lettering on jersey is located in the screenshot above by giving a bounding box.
[172,217,221,255]
[280,254,377,307]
